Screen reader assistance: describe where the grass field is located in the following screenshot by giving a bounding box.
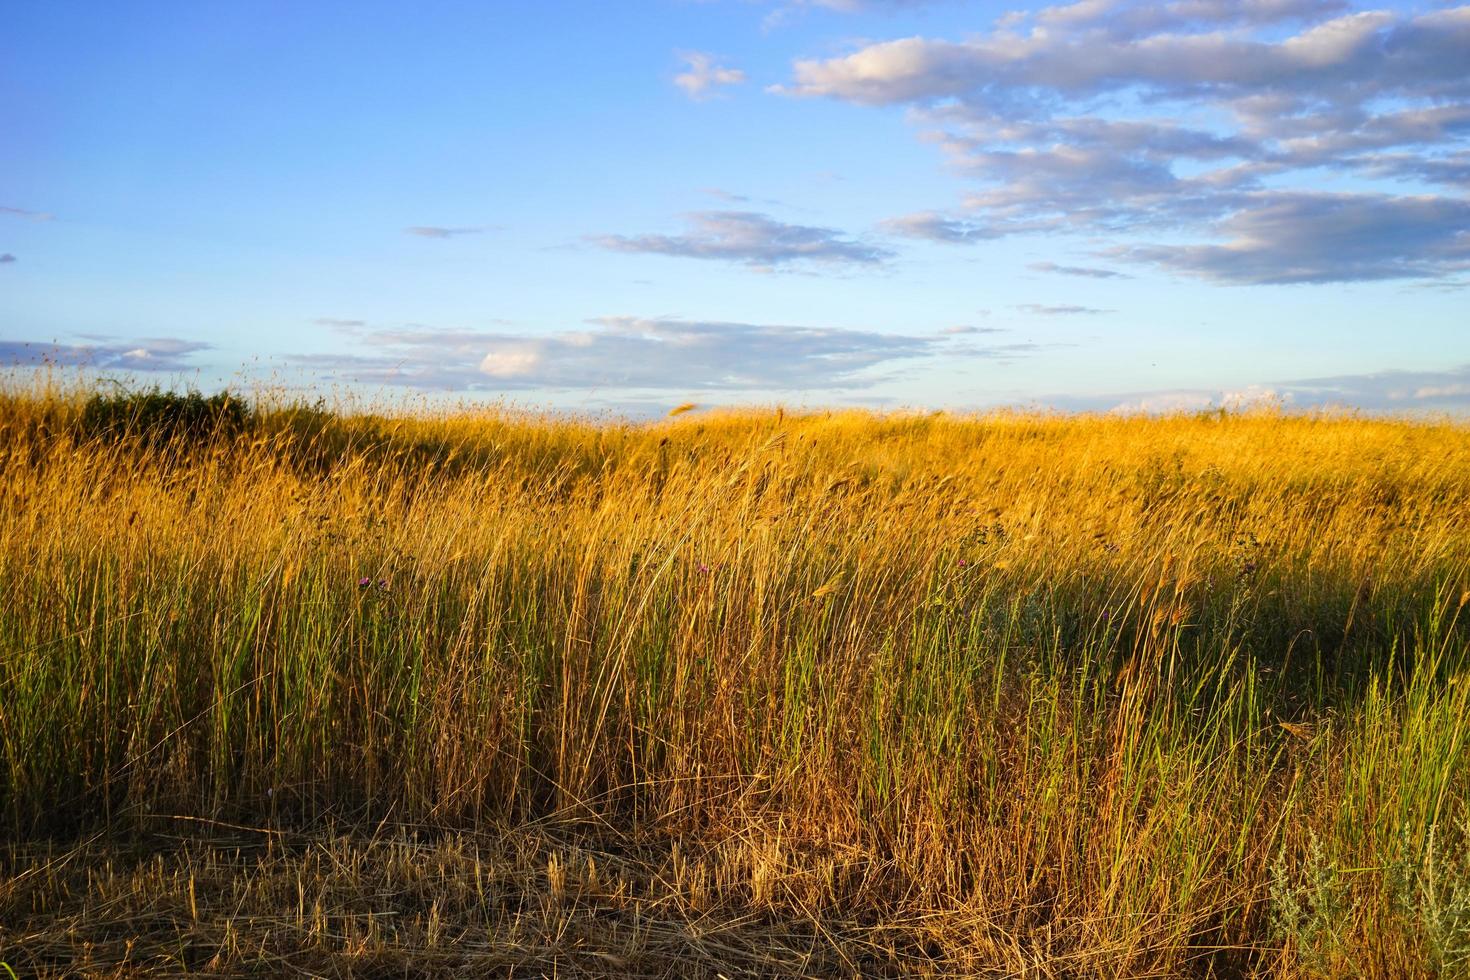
[1,384,1468,977]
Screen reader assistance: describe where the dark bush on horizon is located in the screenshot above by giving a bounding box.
[79,385,253,446]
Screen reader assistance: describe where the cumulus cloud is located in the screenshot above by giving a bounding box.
[779,2,1470,284]
[780,7,1470,106]
[405,226,485,238]
[293,315,1036,392]
[0,254,15,264]
[593,211,891,269]
[674,52,746,100]
[0,337,210,371]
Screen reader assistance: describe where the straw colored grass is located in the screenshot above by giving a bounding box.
[0,382,1467,977]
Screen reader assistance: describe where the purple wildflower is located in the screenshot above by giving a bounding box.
[358,576,371,588]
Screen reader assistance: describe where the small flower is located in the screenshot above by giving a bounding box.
[957,559,968,568]
[358,576,371,588]
[698,563,711,574]
[378,578,389,589]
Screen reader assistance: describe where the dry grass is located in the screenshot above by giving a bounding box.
[4,823,962,978]
[1,381,1468,977]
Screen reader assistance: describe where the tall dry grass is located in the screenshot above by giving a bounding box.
[1,382,1467,977]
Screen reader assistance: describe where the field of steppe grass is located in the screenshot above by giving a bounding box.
[1,382,1468,977]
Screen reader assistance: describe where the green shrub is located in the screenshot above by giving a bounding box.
[78,385,252,446]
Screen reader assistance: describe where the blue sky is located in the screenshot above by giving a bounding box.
[2,0,1467,414]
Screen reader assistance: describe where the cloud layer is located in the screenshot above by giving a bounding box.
[294,316,1021,391]
[780,2,1470,284]
[1029,261,1131,279]
[405,226,485,239]
[0,337,210,371]
[0,205,54,222]
[593,211,891,269]
[1118,192,1470,284]
[1049,364,1470,414]
[1017,303,1112,316]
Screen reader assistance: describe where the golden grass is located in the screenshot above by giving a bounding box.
[0,383,1467,977]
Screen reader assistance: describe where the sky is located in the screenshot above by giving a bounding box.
[1,0,1467,415]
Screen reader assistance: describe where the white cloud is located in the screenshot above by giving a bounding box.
[1275,364,1470,408]
[1042,364,1470,414]
[674,52,746,100]
[880,211,1007,243]
[593,211,891,269]
[781,8,1468,105]
[1413,383,1470,399]
[780,2,1470,284]
[0,337,211,371]
[479,348,541,378]
[1118,192,1470,284]
[293,315,1039,392]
